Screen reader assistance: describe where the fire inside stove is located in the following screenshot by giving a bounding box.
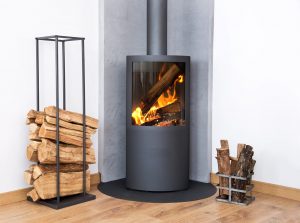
[132,62,185,127]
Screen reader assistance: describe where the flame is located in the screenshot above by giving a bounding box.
[178,75,184,83]
[132,74,184,125]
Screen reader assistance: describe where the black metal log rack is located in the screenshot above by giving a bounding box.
[27,35,96,209]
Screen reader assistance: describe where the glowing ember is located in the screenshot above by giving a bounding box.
[132,74,184,125]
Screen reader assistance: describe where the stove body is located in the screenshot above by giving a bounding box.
[126,0,190,191]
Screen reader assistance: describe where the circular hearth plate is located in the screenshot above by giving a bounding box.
[98,179,216,203]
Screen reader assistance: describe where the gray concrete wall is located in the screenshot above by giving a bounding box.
[99,0,214,183]
[168,0,214,182]
[99,0,146,182]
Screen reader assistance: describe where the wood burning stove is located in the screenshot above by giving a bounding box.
[126,0,190,191]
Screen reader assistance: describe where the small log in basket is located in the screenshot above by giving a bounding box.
[215,139,256,205]
[24,106,98,202]
[216,140,230,199]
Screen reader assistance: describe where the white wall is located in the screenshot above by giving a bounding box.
[213,0,300,188]
[0,0,99,193]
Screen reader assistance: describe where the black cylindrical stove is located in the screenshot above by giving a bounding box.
[126,0,190,191]
[126,55,190,191]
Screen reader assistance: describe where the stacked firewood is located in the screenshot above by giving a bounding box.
[216,140,256,203]
[24,106,98,201]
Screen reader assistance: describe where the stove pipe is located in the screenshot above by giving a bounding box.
[147,0,167,55]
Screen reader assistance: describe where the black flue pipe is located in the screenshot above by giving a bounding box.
[147,0,167,55]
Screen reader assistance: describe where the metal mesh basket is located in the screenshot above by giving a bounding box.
[215,172,255,206]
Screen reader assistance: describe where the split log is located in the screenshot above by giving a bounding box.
[29,133,40,141]
[237,143,246,159]
[27,189,40,202]
[33,170,90,200]
[220,139,229,148]
[29,123,40,134]
[160,112,182,122]
[232,145,254,202]
[230,156,238,175]
[27,109,38,119]
[28,123,41,139]
[35,113,45,125]
[44,106,98,129]
[140,64,181,114]
[28,164,36,172]
[140,111,182,126]
[230,144,246,191]
[249,159,256,175]
[26,140,40,162]
[140,117,182,126]
[155,119,182,127]
[216,146,231,198]
[32,164,88,180]
[246,159,256,185]
[26,118,35,125]
[217,139,232,198]
[38,139,95,164]
[158,63,168,79]
[26,110,45,125]
[24,170,34,185]
[39,123,92,147]
[28,123,41,140]
[45,116,96,134]
[141,118,162,126]
[42,121,92,138]
[156,102,181,114]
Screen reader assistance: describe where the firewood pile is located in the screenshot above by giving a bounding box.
[24,106,98,201]
[216,140,256,205]
[131,63,185,127]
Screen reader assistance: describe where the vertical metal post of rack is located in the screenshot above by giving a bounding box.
[30,35,96,210]
[81,39,87,196]
[228,176,232,202]
[36,38,40,112]
[62,41,66,110]
[55,36,61,204]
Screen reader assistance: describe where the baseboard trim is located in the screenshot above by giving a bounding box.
[90,172,101,187]
[0,172,101,206]
[210,173,300,202]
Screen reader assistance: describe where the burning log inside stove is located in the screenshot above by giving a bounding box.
[156,101,181,114]
[155,119,184,127]
[140,64,181,115]
[132,63,185,126]
[141,118,162,126]
[141,102,182,126]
